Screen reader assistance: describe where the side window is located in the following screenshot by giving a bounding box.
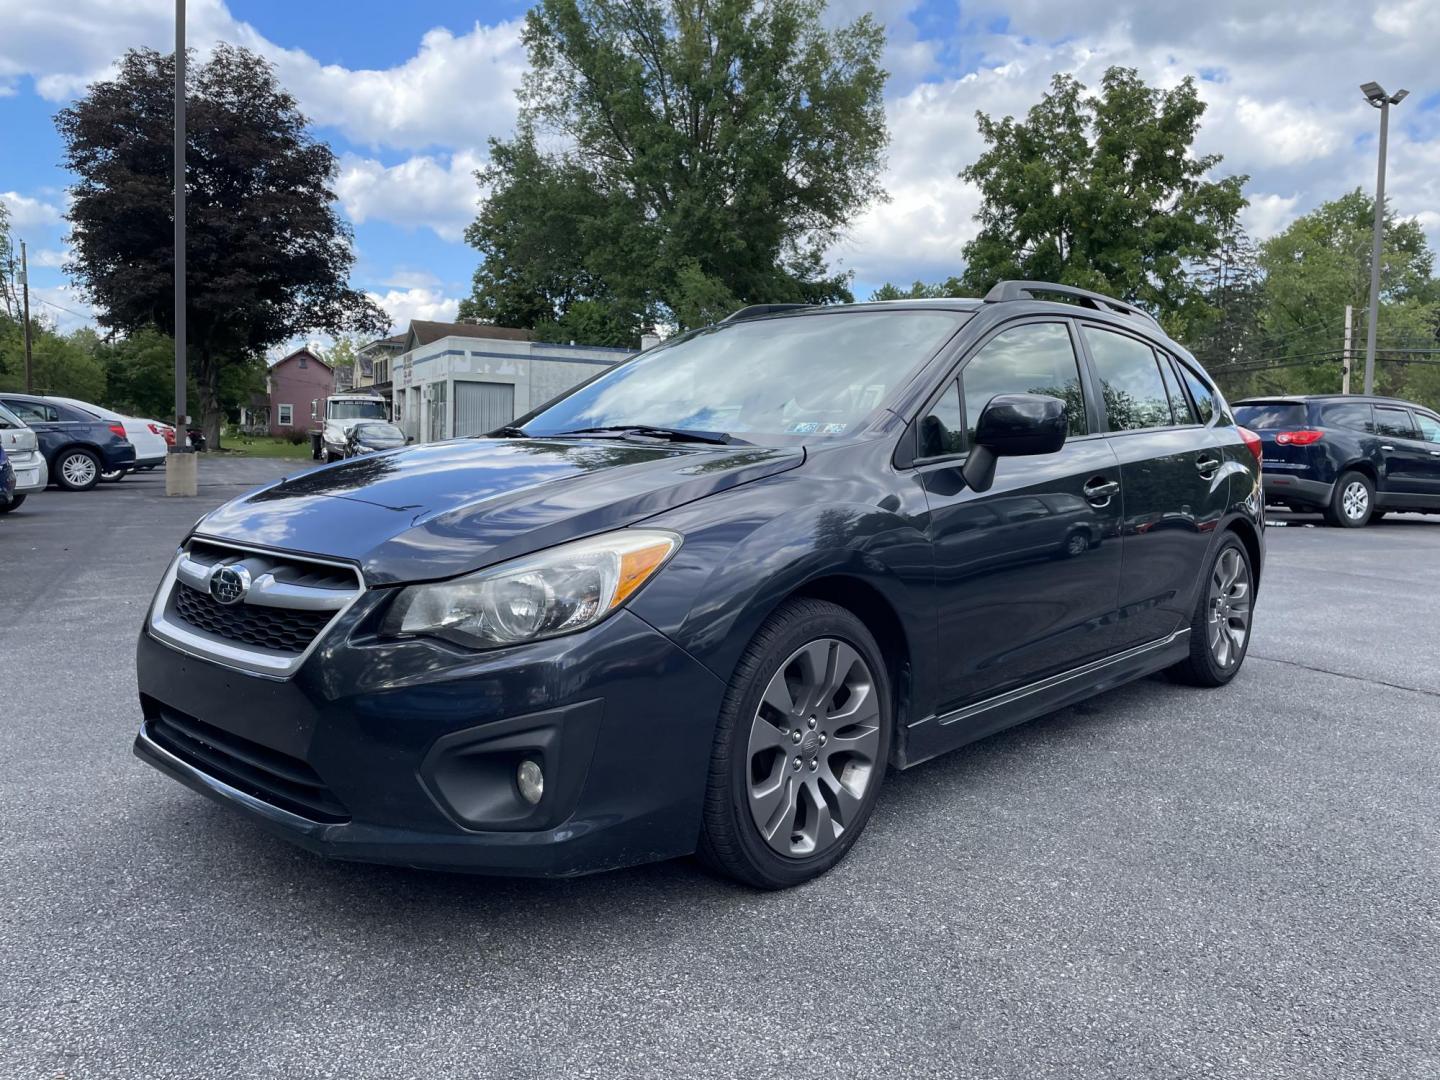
[6,401,53,423]
[1158,355,1194,424]
[1174,364,1216,425]
[918,381,964,459]
[1321,403,1373,432]
[1414,413,1440,443]
[960,322,1088,444]
[1082,327,1174,431]
[1374,406,1417,439]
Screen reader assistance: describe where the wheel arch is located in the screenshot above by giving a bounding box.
[1340,458,1378,487]
[787,574,914,769]
[1223,516,1263,593]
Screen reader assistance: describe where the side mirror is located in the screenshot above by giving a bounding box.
[962,393,1068,493]
[406,436,414,444]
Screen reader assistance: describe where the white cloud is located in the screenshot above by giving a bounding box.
[27,284,97,334]
[1241,193,1301,240]
[28,248,69,269]
[366,287,462,333]
[335,151,483,241]
[1,191,64,231]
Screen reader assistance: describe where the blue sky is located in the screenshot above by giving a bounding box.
[2,0,1438,344]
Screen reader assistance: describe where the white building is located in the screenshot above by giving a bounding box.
[389,321,635,443]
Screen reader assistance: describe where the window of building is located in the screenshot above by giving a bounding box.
[298,356,309,369]
[1082,326,1174,431]
[277,403,294,426]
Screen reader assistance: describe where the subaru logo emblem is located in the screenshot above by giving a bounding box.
[210,565,251,605]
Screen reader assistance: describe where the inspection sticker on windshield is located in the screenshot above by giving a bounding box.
[786,422,848,435]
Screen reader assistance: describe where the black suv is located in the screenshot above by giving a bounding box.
[135,282,1264,888]
[0,393,137,492]
[1234,394,1440,527]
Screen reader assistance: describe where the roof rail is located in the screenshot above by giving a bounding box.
[721,303,813,323]
[984,281,1158,326]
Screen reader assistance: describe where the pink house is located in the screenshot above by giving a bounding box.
[265,348,334,437]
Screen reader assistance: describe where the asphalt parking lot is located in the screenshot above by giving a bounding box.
[2,458,1437,1080]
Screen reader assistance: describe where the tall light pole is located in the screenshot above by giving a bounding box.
[167,0,197,495]
[1359,81,1408,396]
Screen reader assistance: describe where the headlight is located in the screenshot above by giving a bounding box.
[385,529,681,649]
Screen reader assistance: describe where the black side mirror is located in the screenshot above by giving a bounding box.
[406,436,415,444]
[962,393,1068,493]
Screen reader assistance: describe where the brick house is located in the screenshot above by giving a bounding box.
[264,347,334,437]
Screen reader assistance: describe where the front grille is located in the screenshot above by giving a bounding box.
[145,703,350,823]
[172,582,331,653]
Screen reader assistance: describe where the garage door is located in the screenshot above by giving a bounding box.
[453,381,516,437]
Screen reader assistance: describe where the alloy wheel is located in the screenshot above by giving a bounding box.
[1206,546,1252,670]
[1341,480,1369,521]
[745,638,881,859]
[61,454,97,487]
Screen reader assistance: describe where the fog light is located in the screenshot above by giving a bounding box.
[516,759,544,805]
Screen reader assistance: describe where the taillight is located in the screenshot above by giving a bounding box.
[1275,429,1323,446]
[1237,426,1263,464]
[147,423,165,435]
[108,423,127,439]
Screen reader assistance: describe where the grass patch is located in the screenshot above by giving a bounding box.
[223,435,315,459]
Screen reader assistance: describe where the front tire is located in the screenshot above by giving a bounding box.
[1326,471,1373,527]
[1167,535,1254,688]
[698,598,893,889]
[55,449,101,492]
[0,494,25,514]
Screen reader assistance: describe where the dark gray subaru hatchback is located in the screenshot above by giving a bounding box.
[135,282,1264,888]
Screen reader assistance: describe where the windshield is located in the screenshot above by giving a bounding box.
[1234,403,1307,429]
[330,400,388,420]
[0,402,25,430]
[519,310,967,445]
[353,422,405,442]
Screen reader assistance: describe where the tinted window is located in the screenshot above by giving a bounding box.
[4,400,57,423]
[1234,403,1306,429]
[1375,406,1417,439]
[960,322,1087,444]
[1415,413,1440,443]
[1320,403,1372,432]
[0,402,22,429]
[918,380,964,458]
[1158,356,1194,423]
[1176,365,1216,424]
[1082,327,1172,431]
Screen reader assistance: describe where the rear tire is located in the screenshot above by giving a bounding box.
[100,467,126,482]
[1325,471,1373,527]
[697,598,892,889]
[54,449,101,492]
[1166,535,1254,688]
[0,494,24,514]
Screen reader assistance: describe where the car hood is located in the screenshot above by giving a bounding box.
[195,436,803,584]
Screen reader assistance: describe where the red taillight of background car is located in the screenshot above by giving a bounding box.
[1237,426,1263,464]
[108,423,127,439]
[150,423,176,445]
[1275,429,1323,446]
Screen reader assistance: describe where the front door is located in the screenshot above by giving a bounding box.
[918,320,1124,714]
[1076,325,1231,650]
[1408,410,1440,497]
[1374,405,1435,500]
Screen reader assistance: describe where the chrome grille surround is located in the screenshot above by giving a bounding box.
[147,537,366,679]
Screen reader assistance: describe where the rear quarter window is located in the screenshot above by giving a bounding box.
[1319,403,1372,432]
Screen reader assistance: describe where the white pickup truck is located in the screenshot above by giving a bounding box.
[308,392,391,462]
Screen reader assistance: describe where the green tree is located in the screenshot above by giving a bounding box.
[0,318,107,400]
[56,44,385,447]
[325,334,360,388]
[460,0,889,342]
[958,67,1246,328]
[869,277,969,301]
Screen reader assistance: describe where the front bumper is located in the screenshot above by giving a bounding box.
[134,604,727,876]
[1262,473,1331,509]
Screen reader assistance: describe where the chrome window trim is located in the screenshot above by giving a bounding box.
[147,537,366,680]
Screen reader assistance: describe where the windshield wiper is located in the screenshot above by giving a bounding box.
[552,425,739,446]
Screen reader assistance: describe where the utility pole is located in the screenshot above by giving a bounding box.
[1360,81,1409,396]
[1341,304,1353,394]
[19,240,33,393]
[166,0,197,496]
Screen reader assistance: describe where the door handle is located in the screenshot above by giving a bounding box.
[1195,456,1221,475]
[1430,450,1440,457]
[1381,445,1394,452]
[1083,477,1119,505]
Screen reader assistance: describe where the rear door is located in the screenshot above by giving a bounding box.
[917,318,1124,712]
[1373,405,1430,499]
[0,398,63,462]
[1410,411,1440,496]
[1077,323,1231,652]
